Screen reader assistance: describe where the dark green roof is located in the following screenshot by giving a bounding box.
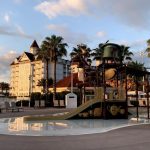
[30,40,39,48]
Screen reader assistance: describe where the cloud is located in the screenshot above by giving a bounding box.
[47,24,91,45]
[0,46,3,51]
[96,31,107,38]
[129,39,147,50]
[106,0,150,29]
[4,13,10,23]
[0,51,19,83]
[47,24,68,33]
[35,0,89,18]
[132,50,150,68]
[0,24,35,39]
[36,0,150,29]
[96,0,150,29]
[114,39,148,51]
[102,0,150,29]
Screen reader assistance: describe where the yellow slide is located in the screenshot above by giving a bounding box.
[24,99,101,121]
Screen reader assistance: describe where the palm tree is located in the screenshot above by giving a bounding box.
[91,43,104,65]
[37,78,46,92]
[127,61,144,71]
[41,35,68,107]
[127,61,145,91]
[119,45,133,63]
[70,47,82,58]
[4,83,9,94]
[37,48,50,105]
[91,41,109,66]
[0,82,4,93]
[70,44,91,69]
[70,44,91,59]
[70,44,91,104]
[78,44,91,59]
[0,82,9,95]
[146,39,150,57]
[37,78,53,93]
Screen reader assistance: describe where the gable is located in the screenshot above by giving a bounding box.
[19,53,30,62]
[10,57,19,65]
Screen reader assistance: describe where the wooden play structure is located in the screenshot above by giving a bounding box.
[24,43,150,121]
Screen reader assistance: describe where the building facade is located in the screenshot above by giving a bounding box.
[10,40,70,100]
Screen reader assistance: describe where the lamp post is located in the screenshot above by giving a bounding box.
[140,51,146,92]
[70,61,73,93]
[29,63,34,107]
[29,75,31,107]
[80,45,87,103]
[134,50,148,92]
[145,75,149,119]
[78,60,86,104]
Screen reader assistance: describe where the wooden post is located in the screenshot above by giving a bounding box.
[146,75,149,119]
[136,76,139,119]
[125,65,128,119]
[103,63,106,119]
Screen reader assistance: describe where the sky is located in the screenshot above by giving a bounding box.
[1,0,150,83]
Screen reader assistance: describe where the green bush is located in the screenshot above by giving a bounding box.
[16,100,29,107]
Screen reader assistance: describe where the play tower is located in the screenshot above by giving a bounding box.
[25,43,150,121]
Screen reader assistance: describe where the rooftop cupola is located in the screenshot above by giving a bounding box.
[30,40,39,55]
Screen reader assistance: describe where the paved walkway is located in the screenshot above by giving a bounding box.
[0,107,150,150]
[0,107,73,118]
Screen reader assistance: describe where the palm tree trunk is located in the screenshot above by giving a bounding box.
[53,55,57,107]
[46,59,49,106]
[1,83,4,94]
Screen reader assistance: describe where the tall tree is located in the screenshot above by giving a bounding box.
[127,61,145,91]
[70,44,91,59]
[70,44,91,104]
[77,44,91,59]
[37,78,53,93]
[37,48,50,105]
[70,47,82,58]
[91,40,109,65]
[127,61,144,71]
[91,43,104,64]
[70,44,92,68]
[146,39,150,57]
[119,45,133,63]
[0,82,9,95]
[40,35,68,107]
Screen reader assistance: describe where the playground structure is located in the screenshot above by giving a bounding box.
[24,43,150,121]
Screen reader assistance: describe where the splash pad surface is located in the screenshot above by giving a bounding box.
[0,116,149,136]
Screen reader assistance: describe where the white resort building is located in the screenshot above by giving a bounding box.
[10,40,70,100]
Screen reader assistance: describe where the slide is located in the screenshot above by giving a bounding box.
[24,99,101,121]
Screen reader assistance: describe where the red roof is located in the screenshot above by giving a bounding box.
[55,73,94,88]
[56,73,82,88]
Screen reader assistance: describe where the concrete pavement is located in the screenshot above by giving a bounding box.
[0,107,150,150]
[0,124,150,150]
